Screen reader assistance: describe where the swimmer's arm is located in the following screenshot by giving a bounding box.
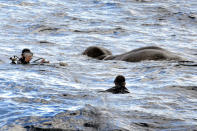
[121,88,130,93]
[98,87,115,93]
[40,59,50,63]
[104,87,116,92]
[32,58,50,64]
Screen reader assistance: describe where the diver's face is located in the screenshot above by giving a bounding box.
[23,53,33,62]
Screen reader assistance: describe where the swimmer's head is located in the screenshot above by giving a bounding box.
[21,48,32,55]
[114,75,126,86]
[21,48,33,63]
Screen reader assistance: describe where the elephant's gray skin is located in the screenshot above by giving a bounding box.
[83,46,184,62]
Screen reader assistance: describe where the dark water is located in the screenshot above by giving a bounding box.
[0,0,197,130]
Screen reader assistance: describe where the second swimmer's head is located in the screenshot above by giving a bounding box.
[114,75,126,86]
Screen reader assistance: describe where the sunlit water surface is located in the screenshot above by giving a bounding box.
[0,0,197,130]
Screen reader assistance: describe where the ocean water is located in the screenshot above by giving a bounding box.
[0,0,197,130]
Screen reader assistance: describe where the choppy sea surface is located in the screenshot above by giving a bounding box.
[0,0,197,130]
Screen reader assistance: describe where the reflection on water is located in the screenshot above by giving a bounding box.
[0,0,197,130]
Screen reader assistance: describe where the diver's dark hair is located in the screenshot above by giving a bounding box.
[22,48,31,54]
[114,75,125,84]
[21,48,33,56]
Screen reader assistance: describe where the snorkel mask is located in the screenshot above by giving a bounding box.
[23,52,33,58]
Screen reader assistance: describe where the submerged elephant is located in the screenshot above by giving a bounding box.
[82,46,184,62]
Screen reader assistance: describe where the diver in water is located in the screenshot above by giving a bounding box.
[105,75,130,94]
[10,48,49,64]
[18,48,33,64]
